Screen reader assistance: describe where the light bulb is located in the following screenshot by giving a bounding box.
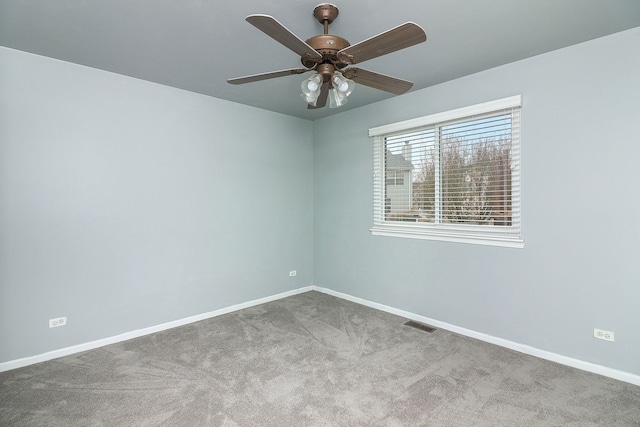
[300,74,323,106]
[331,72,355,97]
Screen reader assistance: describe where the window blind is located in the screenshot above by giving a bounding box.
[371,96,523,247]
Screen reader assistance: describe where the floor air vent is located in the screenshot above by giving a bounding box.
[404,320,437,333]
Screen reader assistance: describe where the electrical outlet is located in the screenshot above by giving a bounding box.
[594,328,614,342]
[49,317,67,328]
[289,270,297,277]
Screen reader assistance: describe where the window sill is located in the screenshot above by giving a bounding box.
[370,225,524,248]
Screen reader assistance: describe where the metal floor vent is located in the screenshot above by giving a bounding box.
[404,320,437,333]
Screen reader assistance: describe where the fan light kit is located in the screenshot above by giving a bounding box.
[227,3,427,110]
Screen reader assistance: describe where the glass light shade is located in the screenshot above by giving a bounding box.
[328,87,348,108]
[300,74,323,106]
[331,72,355,97]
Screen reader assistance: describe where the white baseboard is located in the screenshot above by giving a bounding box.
[3,284,639,388]
[0,286,313,373]
[311,285,640,387]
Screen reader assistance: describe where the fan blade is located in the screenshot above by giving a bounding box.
[308,81,330,109]
[227,68,310,85]
[337,22,426,64]
[246,15,322,63]
[342,68,413,95]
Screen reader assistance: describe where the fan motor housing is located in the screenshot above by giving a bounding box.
[302,35,350,68]
[306,34,349,53]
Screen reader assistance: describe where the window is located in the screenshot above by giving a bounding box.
[370,96,523,247]
[385,171,404,186]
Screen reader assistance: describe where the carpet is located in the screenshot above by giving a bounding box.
[1,291,639,426]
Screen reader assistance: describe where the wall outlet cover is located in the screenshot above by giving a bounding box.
[594,328,614,342]
[49,317,67,328]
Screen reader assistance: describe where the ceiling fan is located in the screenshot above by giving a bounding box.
[227,4,427,109]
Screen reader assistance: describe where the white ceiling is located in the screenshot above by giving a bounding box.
[1,0,639,121]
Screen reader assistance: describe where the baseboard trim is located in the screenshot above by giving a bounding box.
[3,284,639,387]
[0,286,313,373]
[311,285,640,387]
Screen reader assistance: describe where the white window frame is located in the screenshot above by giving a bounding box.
[370,95,524,248]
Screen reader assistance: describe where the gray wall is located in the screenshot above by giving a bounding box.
[2,28,639,378]
[0,47,314,363]
[313,28,640,375]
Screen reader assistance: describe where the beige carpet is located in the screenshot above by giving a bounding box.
[1,291,639,426]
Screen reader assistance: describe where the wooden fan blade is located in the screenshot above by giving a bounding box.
[337,22,426,65]
[227,68,310,85]
[342,68,413,95]
[308,81,330,109]
[246,15,323,63]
